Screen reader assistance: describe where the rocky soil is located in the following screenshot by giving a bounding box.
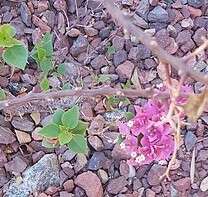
[0,0,208,196]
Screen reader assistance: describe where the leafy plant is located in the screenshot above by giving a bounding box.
[38,105,89,153]
[107,45,116,55]
[0,24,28,69]
[31,33,53,74]
[0,88,6,101]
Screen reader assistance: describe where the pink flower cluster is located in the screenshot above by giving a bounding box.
[118,85,192,166]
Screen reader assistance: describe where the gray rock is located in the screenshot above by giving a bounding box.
[185,131,197,151]
[107,176,128,194]
[88,152,107,170]
[20,2,31,26]
[70,35,89,56]
[99,27,111,40]
[11,116,35,132]
[4,156,27,174]
[62,149,76,161]
[113,50,127,66]
[0,168,9,187]
[187,0,205,8]
[148,6,169,23]
[136,0,150,19]
[91,55,108,69]
[147,164,166,186]
[4,154,59,197]
[0,127,16,145]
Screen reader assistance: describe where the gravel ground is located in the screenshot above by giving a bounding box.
[0,0,208,196]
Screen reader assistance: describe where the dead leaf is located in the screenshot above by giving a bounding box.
[183,90,208,121]
[131,68,141,90]
[30,112,41,125]
[190,147,196,184]
[15,130,31,144]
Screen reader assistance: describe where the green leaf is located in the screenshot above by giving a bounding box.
[58,129,73,145]
[40,77,49,91]
[107,45,116,55]
[67,134,87,154]
[116,134,125,145]
[2,44,28,69]
[53,109,64,125]
[37,47,47,61]
[0,24,20,47]
[37,33,53,56]
[39,124,60,138]
[57,64,66,76]
[39,57,53,74]
[71,120,88,135]
[62,105,80,129]
[97,74,111,83]
[124,112,134,121]
[0,88,6,101]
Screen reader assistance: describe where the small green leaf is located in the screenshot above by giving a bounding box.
[37,47,47,61]
[124,112,134,121]
[62,105,80,129]
[57,64,66,76]
[0,88,6,101]
[39,57,53,74]
[107,45,116,55]
[71,120,88,135]
[39,124,60,138]
[53,109,64,125]
[40,77,49,91]
[67,134,87,154]
[116,134,125,145]
[2,44,28,69]
[58,130,73,145]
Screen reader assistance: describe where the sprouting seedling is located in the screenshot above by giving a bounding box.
[38,105,89,154]
[30,33,53,91]
[0,24,28,70]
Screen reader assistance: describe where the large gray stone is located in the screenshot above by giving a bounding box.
[4,154,59,197]
[148,6,169,23]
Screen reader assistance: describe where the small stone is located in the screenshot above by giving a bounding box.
[129,45,151,60]
[173,177,191,191]
[20,2,31,26]
[11,116,35,132]
[193,28,207,46]
[53,0,67,11]
[121,0,133,6]
[187,0,205,8]
[32,151,45,163]
[15,130,32,144]
[88,152,107,170]
[99,27,111,40]
[91,55,108,69]
[181,18,194,28]
[0,76,8,88]
[147,164,166,186]
[0,65,10,77]
[37,0,49,12]
[32,15,51,33]
[70,35,89,56]
[88,136,104,151]
[155,29,171,49]
[133,14,149,29]
[146,189,156,197]
[74,187,86,197]
[62,149,76,161]
[112,36,125,51]
[0,168,8,187]
[88,115,105,135]
[133,178,143,191]
[98,169,108,184]
[84,27,98,37]
[63,180,74,192]
[4,156,27,173]
[113,50,128,66]
[176,30,192,46]
[119,161,129,177]
[112,144,130,160]
[136,0,150,19]
[74,154,87,173]
[148,6,169,23]
[60,191,71,197]
[0,150,7,168]
[107,176,128,194]
[45,186,59,195]
[200,176,208,191]
[197,149,208,161]
[0,127,16,145]
[185,131,197,151]
[188,6,202,17]
[75,171,103,197]
[116,60,134,79]
[66,28,81,37]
